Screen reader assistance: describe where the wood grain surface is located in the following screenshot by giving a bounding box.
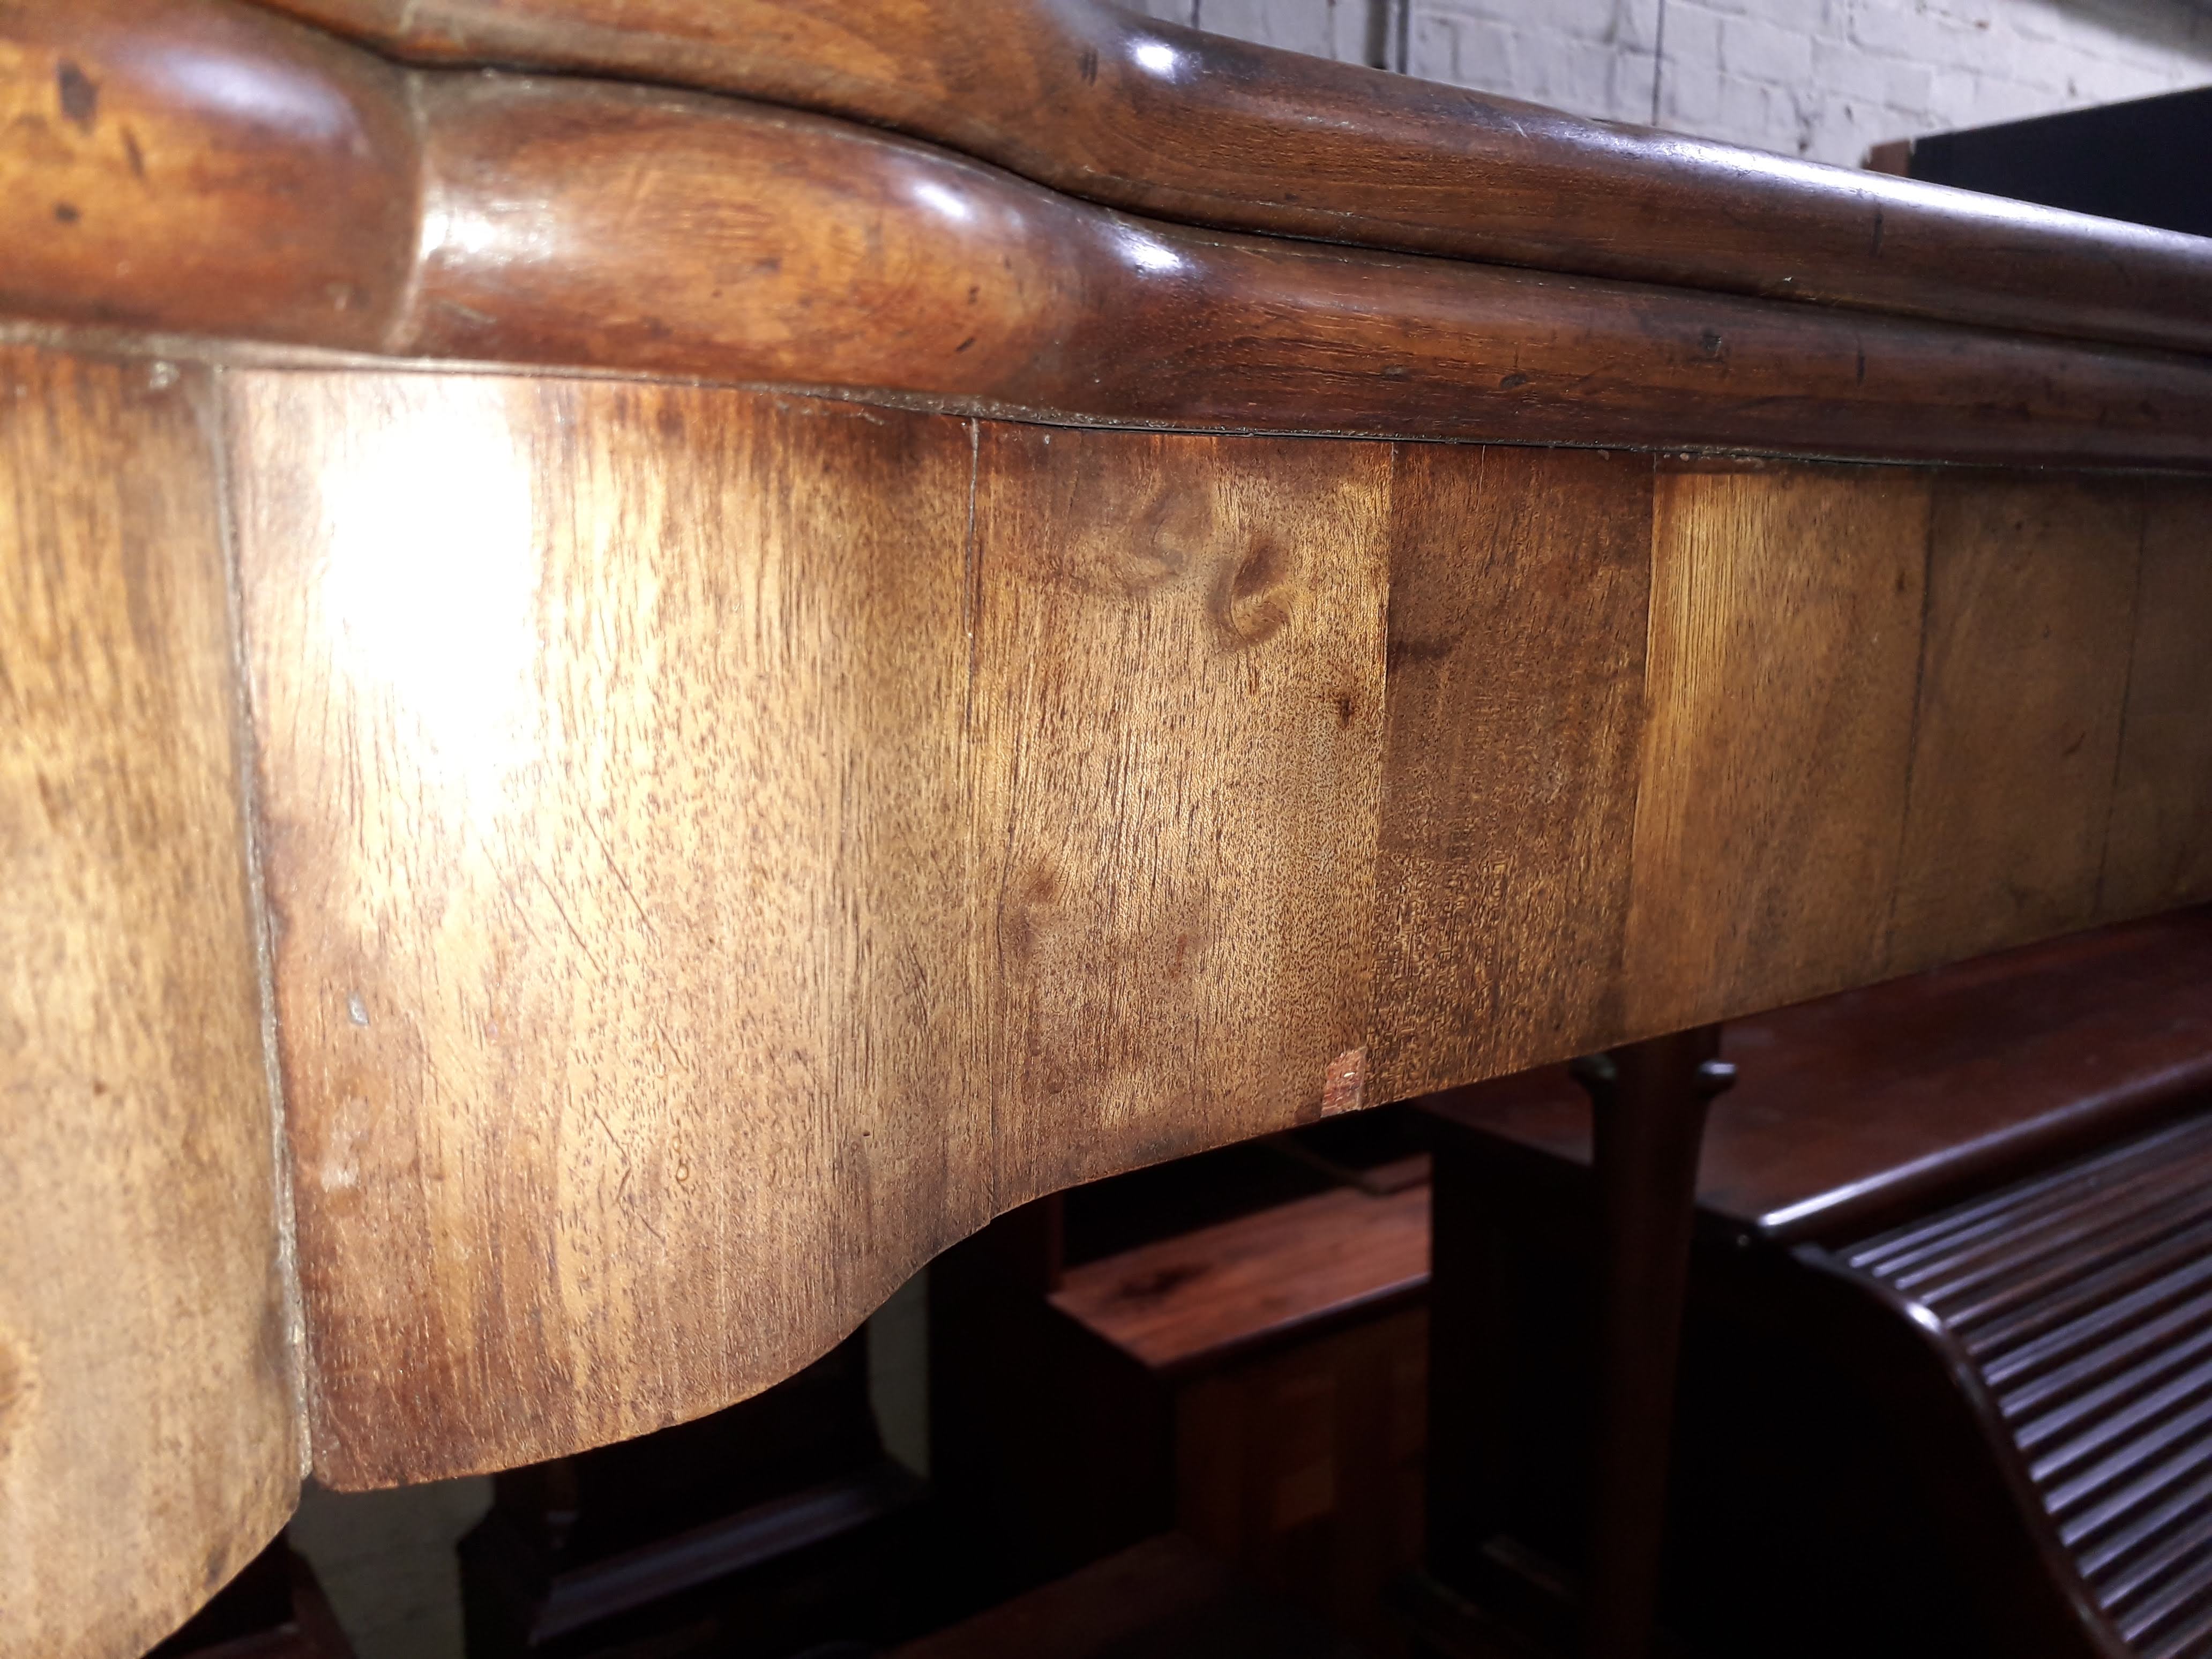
[1622,462,1929,1033]
[2102,484,2212,921]
[1370,445,1651,1098]
[228,371,991,1488]
[1431,905,2212,1243]
[397,74,2212,469]
[973,427,1390,1198]
[1889,477,2144,974]
[0,345,298,1656]
[2,347,2202,1572]
[1172,1306,1430,1648]
[204,370,2212,1489]
[5,3,2212,470]
[9,3,2212,1638]
[1050,1182,1429,1375]
[250,0,2212,358]
[0,0,416,348]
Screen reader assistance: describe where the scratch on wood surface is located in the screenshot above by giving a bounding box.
[1321,1047,1366,1116]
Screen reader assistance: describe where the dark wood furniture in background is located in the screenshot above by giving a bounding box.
[1416,907,2212,1659]
[448,1118,1436,1658]
[933,1116,1433,1655]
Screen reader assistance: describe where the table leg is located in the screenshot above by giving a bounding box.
[1573,1026,1736,1659]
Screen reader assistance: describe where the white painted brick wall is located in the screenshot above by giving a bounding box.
[1140,0,2212,166]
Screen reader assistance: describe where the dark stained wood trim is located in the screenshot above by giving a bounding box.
[397,77,2212,469]
[10,1,2212,469]
[1,0,420,350]
[247,0,2212,360]
[1580,1029,1733,1659]
[1419,906,2212,1249]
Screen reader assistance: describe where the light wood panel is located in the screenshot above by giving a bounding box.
[1889,476,2143,974]
[1371,444,1651,1096]
[0,345,297,1656]
[972,427,1391,1201]
[2102,484,2212,920]
[194,372,2212,1494]
[229,371,989,1488]
[1621,461,1930,1033]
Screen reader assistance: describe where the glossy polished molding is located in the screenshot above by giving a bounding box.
[0,0,417,347]
[398,77,2212,468]
[4,1,2212,468]
[255,0,2212,357]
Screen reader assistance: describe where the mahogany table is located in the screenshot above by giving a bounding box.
[3,3,2209,1656]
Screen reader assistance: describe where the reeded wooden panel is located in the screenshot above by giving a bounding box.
[1621,461,1929,1033]
[1371,444,1651,1097]
[2103,484,2212,920]
[229,372,989,1488]
[1839,1110,2212,1656]
[0,347,296,1656]
[973,427,1391,1199]
[1889,477,2142,973]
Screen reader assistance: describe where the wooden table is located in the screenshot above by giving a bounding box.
[4,3,2210,1655]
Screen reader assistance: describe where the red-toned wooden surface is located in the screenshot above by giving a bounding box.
[1051,1183,1429,1375]
[253,0,2212,357]
[5,3,2212,466]
[1428,905,2212,1242]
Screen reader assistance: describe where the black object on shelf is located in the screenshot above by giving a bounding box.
[1886,85,2212,238]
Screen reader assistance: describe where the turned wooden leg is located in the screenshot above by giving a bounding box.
[1573,1026,1736,1659]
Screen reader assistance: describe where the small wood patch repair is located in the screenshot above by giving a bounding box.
[1321,1047,1368,1116]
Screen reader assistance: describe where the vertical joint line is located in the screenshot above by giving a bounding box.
[959,419,998,1217]
[1650,0,1670,128]
[2093,495,2153,917]
[961,419,982,739]
[208,369,315,1478]
[1882,486,1941,968]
